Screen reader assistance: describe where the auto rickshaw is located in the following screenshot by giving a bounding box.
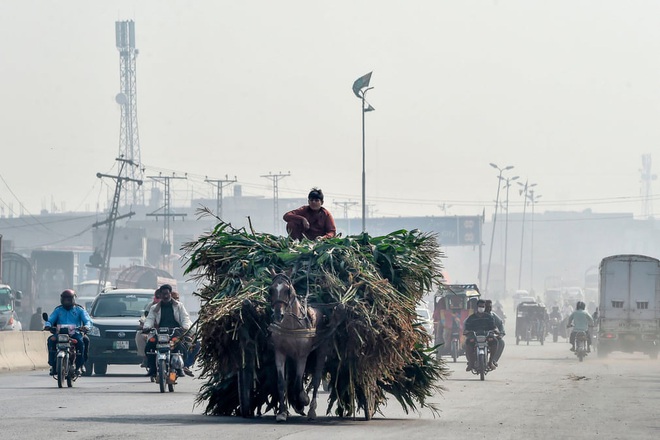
[433,284,481,362]
[515,301,548,346]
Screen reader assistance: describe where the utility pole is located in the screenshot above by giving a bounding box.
[146,174,187,273]
[261,171,290,235]
[92,157,142,294]
[640,154,656,219]
[205,175,237,219]
[334,201,358,235]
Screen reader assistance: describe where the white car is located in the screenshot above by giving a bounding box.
[0,311,22,331]
[415,307,434,336]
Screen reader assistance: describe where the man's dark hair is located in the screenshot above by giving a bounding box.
[477,299,486,305]
[159,284,173,293]
[308,188,324,202]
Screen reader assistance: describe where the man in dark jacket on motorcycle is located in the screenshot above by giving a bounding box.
[142,284,192,379]
[463,299,499,371]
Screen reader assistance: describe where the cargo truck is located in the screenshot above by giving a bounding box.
[597,254,660,359]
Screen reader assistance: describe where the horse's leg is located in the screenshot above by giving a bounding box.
[307,347,325,420]
[293,357,309,415]
[274,350,288,422]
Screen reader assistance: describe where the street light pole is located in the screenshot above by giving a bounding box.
[502,174,519,298]
[528,189,542,294]
[517,180,537,290]
[485,163,514,295]
[352,72,374,234]
[361,87,374,233]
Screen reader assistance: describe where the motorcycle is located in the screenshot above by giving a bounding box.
[568,325,589,362]
[549,316,561,342]
[450,331,461,363]
[43,312,86,388]
[465,330,498,381]
[146,327,185,393]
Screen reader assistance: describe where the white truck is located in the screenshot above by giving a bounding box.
[597,254,660,359]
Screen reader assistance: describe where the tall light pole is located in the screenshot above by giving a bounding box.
[353,72,374,233]
[438,203,453,215]
[485,163,514,294]
[517,179,537,290]
[501,174,519,298]
[528,189,542,294]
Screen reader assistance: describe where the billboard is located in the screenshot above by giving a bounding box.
[337,215,482,247]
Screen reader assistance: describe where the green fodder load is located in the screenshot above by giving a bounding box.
[182,209,449,418]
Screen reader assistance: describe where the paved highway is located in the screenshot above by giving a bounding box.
[2,332,658,439]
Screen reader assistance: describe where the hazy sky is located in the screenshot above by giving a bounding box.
[2,1,660,219]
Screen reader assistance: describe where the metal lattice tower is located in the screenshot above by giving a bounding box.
[115,20,144,206]
[640,154,657,218]
[261,172,290,235]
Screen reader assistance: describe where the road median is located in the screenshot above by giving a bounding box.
[0,331,49,372]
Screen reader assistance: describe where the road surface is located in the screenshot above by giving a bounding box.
[1,332,658,439]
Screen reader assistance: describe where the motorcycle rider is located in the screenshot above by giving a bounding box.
[142,284,192,378]
[136,288,162,369]
[548,305,563,337]
[44,289,92,376]
[484,300,505,367]
[463,299,499,371]
[494,300,506,324]
[549,305,562,322]
[170,290,197,377]
[567,301,594,352]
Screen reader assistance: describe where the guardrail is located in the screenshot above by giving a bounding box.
[0,331,49,373]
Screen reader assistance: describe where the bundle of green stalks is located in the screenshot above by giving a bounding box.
[182,208,450,418]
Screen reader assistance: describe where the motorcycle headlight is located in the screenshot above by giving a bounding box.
[88,326,101,337]
[57,334,69,342]
[157,334,170,343]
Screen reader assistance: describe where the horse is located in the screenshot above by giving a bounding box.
[268,270,327,422]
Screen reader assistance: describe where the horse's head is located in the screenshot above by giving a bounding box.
[270,273,296,323]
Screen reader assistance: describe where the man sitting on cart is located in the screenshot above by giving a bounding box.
[463,299,499,371]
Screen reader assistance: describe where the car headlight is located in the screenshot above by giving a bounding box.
[88,326,100,337]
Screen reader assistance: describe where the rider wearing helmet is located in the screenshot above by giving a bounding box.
[43,289,93,376]
[463,299,499,371]
[567,301,594,352]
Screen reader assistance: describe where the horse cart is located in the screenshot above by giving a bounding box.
[515,302,548,345]
[433,284,480,362]
[184,218,447,422]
